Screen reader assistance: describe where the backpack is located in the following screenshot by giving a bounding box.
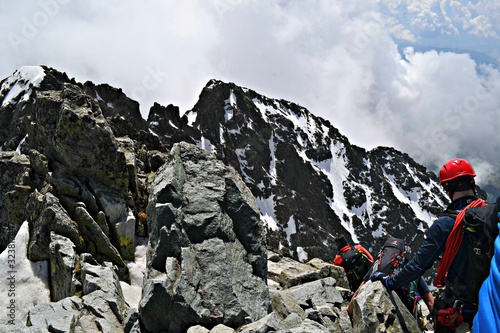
[372,237,406,276]
[340,247,372,289]
[436,197,500,303]
[372,237,421,314]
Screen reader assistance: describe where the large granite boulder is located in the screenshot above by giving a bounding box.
[351,280,421,333]
[139,142,270,332]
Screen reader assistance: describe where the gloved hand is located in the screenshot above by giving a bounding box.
[370,272,390,289]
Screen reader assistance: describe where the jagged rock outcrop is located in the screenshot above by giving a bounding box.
[139,142,271,332]
[49,232,79,301]
[351,281,420,333]
[267,252,349,289]
[26,254,130,332]
[26,191,80,261]
[0,66,165,260]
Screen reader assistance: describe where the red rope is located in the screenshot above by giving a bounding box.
[434,199,486,287]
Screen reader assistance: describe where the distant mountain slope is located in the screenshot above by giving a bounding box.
[149,79,449,261]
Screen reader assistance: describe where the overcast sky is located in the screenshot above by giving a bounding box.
[1,0,499,185]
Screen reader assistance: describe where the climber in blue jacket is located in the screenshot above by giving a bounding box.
[371,158,494,332]
[473,220,500,332]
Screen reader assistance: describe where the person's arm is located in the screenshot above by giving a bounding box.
[417,276,434,312]
[386,216,453,290]
[422,290,434,312]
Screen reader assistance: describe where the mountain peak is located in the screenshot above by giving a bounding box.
[154,78,448,261]
[0,66,45,107]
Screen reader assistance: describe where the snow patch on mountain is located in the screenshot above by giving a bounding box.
[95,91,113,108]
[235,144,255,184]
[297,247,308,262]
[253,98,320,147]
[313,142,355,233]
[383,163,438,224]
[120,237,147,309]
[186,111,197,127]
[16,135,28,154]
[0,221,50,323]
[284,216,297,244]
[224,90,236,122]
[255,194,279,231]
[350,183,376,227]
[199,135,214,153]
[268,135,278,186]
[1,66,45,107]
[253,98,273,123]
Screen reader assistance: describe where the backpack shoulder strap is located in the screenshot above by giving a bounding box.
[442,208,459,219]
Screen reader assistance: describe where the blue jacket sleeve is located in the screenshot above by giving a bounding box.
[473,222,500,332]
[386,215,454,290]
[417,276,430,294]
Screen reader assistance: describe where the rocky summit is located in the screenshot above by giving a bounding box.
[0,66,452,332]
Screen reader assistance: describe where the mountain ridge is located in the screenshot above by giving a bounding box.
[0,65,450,261]
[151,76,449,260]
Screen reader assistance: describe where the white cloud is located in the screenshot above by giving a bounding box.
[407,0,441,32]
[379,49,500,168]
[0,0,499,185]
[389,23,418,42]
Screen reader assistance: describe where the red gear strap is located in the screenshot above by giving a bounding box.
[437,307,464,329]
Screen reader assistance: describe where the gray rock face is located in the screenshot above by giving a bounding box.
[28,84,129,193]
[27,257,130,333]
[267,252,349,289]
[81,260,129,322]
[351,281,421,333]
[0,66,144,270]
[49,232,78,301]
[27,192,81,261]
[0,152,31,252]
[27,296,83,333]
[75,205,129,281]
[139,142,270,332]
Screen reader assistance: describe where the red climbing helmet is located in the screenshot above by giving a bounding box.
[439,158,476,184]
